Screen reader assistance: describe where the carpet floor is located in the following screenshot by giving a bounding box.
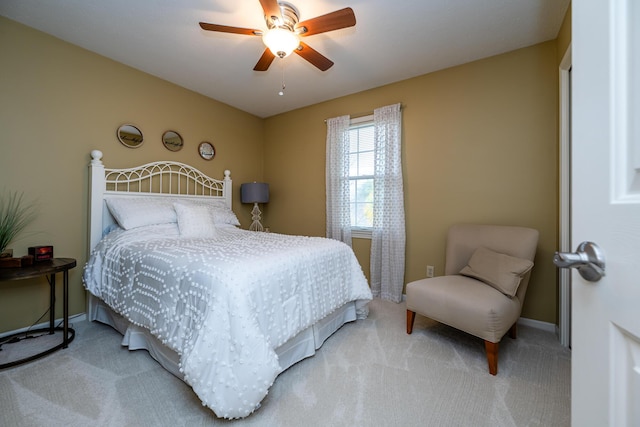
[0,298,571,426]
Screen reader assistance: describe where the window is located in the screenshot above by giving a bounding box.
[348,116,374,236]
[326,103,404,300]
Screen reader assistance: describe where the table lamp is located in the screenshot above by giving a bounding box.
[241,182,269,231]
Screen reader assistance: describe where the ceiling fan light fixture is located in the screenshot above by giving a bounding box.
[199,3,355,72]
[263,28,299,58]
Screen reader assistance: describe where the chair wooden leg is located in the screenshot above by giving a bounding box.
[406,310,416,334]
[484,340,498,375]
[508,322,517,339]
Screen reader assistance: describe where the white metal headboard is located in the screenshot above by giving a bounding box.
[88,149,232,252]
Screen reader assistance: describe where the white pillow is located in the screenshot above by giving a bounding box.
[105,197,176,230]
[210,205,241,227]
[105,196,240,230]
[173,202,218,238]
[183,199,241,227]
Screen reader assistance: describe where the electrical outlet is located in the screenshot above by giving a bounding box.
[426,265,435,278]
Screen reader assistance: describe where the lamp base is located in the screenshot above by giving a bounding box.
[249,202,264,232]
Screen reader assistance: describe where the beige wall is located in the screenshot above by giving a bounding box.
[0,17,264,333]
[264,41,560,323]
[1,9,570,332]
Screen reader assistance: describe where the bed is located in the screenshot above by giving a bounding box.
[82,150,372,419]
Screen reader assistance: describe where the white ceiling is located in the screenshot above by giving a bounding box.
[0,0,570,118]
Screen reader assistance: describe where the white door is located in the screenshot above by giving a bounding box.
[571,1,640,426]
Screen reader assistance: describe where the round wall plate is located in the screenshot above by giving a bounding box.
[162,130,184,152]
[198,141,215,160]
[117,124,143,148]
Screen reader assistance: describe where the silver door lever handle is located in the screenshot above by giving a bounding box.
[553,251,590,268]
[554,241,605,282]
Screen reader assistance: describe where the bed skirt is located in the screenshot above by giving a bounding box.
[87,294,357,379]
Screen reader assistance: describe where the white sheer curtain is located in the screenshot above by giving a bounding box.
[325,115,352,246]
[370,103,405,302]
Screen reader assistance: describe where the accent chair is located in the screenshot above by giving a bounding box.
[405,224,539,375]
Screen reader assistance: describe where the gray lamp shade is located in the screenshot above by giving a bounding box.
[241,182,269,204]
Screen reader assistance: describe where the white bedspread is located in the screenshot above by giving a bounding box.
[83,224,372,418]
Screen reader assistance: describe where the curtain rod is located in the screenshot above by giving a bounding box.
[323,104,404,123]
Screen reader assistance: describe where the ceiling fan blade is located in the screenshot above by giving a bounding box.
[295,7,356,36]
[254,48,276,71]
[259,0,282,23]
[294,42,334,71]
[199,22,262,36]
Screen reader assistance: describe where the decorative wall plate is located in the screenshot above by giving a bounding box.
[198,142,215,160]
[117,124,143,148]
[162,130,184,152]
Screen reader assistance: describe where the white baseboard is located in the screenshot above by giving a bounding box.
[2,310,556,341]
[517,317,556,333]
[0,313,87,339]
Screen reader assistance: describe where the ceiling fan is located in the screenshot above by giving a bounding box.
[199,0,356,72]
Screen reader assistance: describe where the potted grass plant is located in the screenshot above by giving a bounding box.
[0,190,37,259]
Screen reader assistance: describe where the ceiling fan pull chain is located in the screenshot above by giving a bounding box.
[279,60,286,96]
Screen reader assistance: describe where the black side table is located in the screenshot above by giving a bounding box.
[0,257,77,368]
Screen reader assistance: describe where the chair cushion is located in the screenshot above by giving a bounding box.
[459,247,533,297]
[406,275,521,342]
